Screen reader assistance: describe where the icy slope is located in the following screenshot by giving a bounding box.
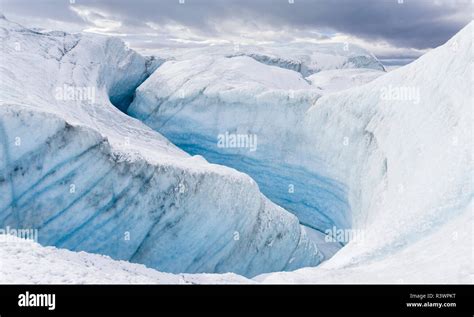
[257,21,473,282]
[129,49,374,237]
[130,21,472,282]
[257,201,473,283]
[307,68,384,93]
[151,42,385,76]
[129,39,385,238]
[0,235,251,284]
[0,16,321,277]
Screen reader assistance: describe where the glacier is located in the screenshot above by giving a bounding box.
[129,22,473,282]
[256,21,473,283]
[0,13,472,285]
[150,41,386,77]
[0,15,322,277]
[128,46,386,243]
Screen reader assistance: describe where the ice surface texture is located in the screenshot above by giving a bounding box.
[0,14,471,283]
[257,22,473,283]
[0,16,321,277]
[130,22,473,283]
[128,52,385,235]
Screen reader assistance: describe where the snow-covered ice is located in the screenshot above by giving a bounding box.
[0,235,251,284]
[130,21,473,283]
[0,15,321,278]
[149,41,386,76]
[128,37,386,242]
[0,14,472,284]
[256,21,473,283]
[307,68,384,93]
[256,202,473,283]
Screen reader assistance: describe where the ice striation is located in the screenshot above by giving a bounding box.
[0,15,321,277]
[129,22,473,282]
[257,21,473,283]
[128,53,385,241]
[0,13,471,284]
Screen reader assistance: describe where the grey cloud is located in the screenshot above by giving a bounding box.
[1,0,471,58]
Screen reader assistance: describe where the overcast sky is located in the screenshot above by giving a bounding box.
[1,0,471,64]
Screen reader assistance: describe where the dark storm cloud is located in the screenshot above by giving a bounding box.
[1,0,471,53]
